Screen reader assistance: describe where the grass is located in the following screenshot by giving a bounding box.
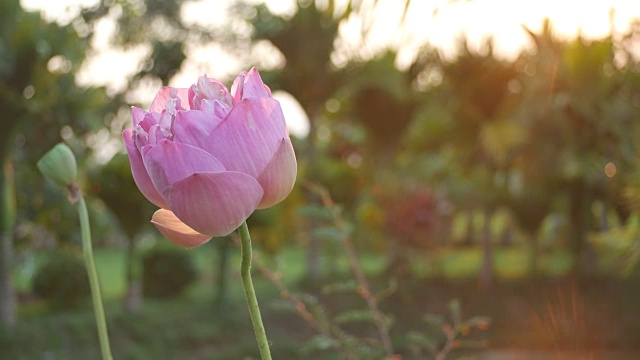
[6,242,639,359]
[13,244,576,300]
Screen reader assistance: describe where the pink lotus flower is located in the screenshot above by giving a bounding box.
[123,68,297,247]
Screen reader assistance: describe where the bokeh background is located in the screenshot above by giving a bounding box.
[2,0,640,358]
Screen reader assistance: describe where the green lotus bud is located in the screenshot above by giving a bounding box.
[37,143,78,188]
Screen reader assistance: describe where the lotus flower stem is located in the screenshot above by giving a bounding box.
[238,221,272,360]
[77,194,112,360]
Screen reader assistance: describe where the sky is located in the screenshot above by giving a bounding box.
[20,0,640,138]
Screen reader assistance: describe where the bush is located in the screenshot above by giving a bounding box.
[142,247,197,298]
[32,251,90,310]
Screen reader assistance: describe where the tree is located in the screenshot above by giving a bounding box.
[518,20,639,276]
[0,0,115,327]
[246,0,414,282]
[434,39,522,289]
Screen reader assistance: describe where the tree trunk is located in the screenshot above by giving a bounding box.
[478,208,495,290]
[0,159,16,328]
[500,221,515,247]
[527,232,539,278]
[568,180,596,277]
[461,208,475,247]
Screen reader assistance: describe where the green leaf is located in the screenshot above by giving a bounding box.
[334,309,375,325]
[296,204,334,221]
[449,299,462,326]
[422,313,445,327]
[302,335,339,353]
[322,280,358,294]
[312,226,343,242]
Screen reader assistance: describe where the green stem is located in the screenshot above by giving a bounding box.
[238,221,272,360]
[77,195,112,360]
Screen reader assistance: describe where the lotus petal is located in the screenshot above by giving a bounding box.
[167,172,263,237]
[122,129,169,208]
[172,110,222,148]
[150,87,191,113]
[197,76,233,106]
[205,98,287,178]
[151,209,212,248]
[142,140,225,197]
[241,68,272,99]
[131,106,146,126]
[230,72,245,104]
[257,138,297,209]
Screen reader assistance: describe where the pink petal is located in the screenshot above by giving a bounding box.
[196,75,233,106]
[142,140,225,197]
[147,124,166,146]
[188,85,198,110]
[205,98,288,178]
[138,112,160,133]
[230,72,245,104]
[131,106,146,126]
[172,110,222,148]
[230,69,272,104]
[241,68,272,99]
[122,129,169,209]
[167,172,263,237]
[150,87,191,113]
[257,138,297,209]
[151,209,212,248]
[200,99,231,119]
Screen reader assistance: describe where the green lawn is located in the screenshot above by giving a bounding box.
[12,244,575,300]
[5,243,639,359]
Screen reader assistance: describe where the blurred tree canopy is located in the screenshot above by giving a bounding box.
[1,0,117,327]
[1,0,640,331]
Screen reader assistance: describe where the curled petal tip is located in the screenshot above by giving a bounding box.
[151,209,212,248]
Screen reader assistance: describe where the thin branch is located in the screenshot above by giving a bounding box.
[304,182,396,359]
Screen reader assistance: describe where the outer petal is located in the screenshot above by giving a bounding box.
[122,129,169,208]
[151,209,212,248]
[150,87,191,113]
[142,140,226,197]
[131,106,146,126]
[257,138,297,209]
[205,98,287,178]
[168,172,263,237]
[172,110,222,148]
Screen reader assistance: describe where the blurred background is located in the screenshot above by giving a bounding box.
[1,0,640,358]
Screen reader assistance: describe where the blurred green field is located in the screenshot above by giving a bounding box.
[5,243,640,359]
[12,244,575,300]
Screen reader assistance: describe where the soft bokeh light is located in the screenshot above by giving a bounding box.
[605,162,617,178]
[272,91,310,139]
[23,0,640,88]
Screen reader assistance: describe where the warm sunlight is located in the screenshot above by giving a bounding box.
[21,0,640,139]
[22,0,640,79]
[7,0,640,358]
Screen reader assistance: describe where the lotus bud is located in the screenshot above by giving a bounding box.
[37,143,78,188]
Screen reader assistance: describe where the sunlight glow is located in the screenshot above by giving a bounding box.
[21,0,640,134]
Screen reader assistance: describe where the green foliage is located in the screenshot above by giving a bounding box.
[142,247,197,299]
[31,251,90,310]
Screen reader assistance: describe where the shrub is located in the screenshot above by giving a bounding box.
[142,247,197,298]
[32,251,90,310]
